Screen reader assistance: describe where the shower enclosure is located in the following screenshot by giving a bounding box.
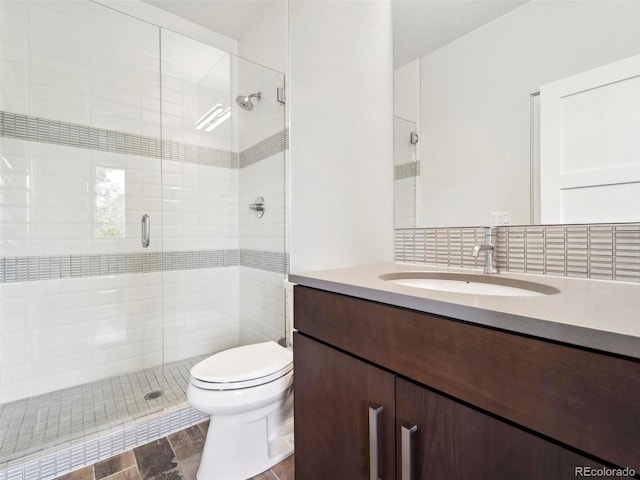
[0,0,287,469]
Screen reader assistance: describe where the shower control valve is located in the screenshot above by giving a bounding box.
[249,196,265,218]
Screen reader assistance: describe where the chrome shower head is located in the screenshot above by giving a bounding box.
[235,92,262,111]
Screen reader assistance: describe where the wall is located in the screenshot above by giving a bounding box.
[416,0,640,227]
[289,0,394,274]
[238,0,288,75]
[394,60,420,125]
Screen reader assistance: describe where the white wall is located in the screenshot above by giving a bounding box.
[417,0,640,227]
[394,60,420,125]
[238,0,288,75]
[289,0,394,274]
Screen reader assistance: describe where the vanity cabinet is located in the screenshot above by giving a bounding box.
[293,285,640,479]
[294,333,395,479]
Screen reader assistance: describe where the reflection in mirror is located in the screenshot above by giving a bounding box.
[394,116,420,228]
[393,0,640,228]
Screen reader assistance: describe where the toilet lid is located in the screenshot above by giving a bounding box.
[190,341,292,384]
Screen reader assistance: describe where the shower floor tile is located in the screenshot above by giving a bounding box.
[0,354,209,463]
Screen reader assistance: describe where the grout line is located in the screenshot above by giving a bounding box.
[102,465,137,480]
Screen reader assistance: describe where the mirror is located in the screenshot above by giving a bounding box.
[393,0,640,228]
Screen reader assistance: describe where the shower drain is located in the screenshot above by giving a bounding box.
[144,390,163,400]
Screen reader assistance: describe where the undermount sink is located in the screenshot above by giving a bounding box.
[379,272,560,297]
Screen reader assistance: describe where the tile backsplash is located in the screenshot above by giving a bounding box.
[394,223,640,283]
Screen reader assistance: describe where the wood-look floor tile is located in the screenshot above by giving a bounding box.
[146,471,184,480]
[53,426,294,480]
[249,470,277,480]
[95,451,137,479]
[54,466,95,480]
[167,425,205,460]
[133,438,178,478]
[175,454,201,480]
[271,455,294,480]
[197,421,209,437]
[103,466,141,480]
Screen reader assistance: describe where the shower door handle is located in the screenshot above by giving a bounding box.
[141,214,150,248]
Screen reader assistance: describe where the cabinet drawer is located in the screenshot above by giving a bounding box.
[294,285,640,470]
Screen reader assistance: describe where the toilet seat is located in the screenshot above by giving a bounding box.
[190,341,293,391]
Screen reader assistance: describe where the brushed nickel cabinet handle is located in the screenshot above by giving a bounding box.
[401,424,418,480]
[369,406,383,480]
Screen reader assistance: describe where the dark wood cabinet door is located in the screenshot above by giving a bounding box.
[396,378,612,480]
[294,333,396,480]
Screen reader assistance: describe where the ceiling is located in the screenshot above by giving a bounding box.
[143,0,528,69]
[392,0,529,68]
[142,0,275,40]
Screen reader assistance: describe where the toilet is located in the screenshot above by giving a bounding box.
[187,341,294,480]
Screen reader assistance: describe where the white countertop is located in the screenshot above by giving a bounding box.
[289,263,640,360]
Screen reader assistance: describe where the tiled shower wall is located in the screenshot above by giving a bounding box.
[394,223,640,283]
[0,1,288,404]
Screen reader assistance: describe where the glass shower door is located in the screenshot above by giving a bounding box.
[159,29,288,383]
[0,0,165,463]
[159,30,239,392]
[234,55,288,347]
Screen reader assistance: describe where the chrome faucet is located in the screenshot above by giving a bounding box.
[472,226,499,274]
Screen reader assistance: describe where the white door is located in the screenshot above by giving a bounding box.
[540,54,640,223]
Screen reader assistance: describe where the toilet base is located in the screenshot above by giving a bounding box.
[196,396,294,480]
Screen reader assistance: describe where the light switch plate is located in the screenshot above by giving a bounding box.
[489,211,511,226]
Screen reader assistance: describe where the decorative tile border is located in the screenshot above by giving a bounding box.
[394,161,420,180]
[0,250,236,283]
[164,140,238,169]
[0,111,236,169]
[0,403,207,480]
[239,129,289,168]
[395,223,640,283]
[0,249,289,283]
[0,111,287,170]
[240,249,289,274]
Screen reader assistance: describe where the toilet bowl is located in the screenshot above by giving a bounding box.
[187,341,294,480]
